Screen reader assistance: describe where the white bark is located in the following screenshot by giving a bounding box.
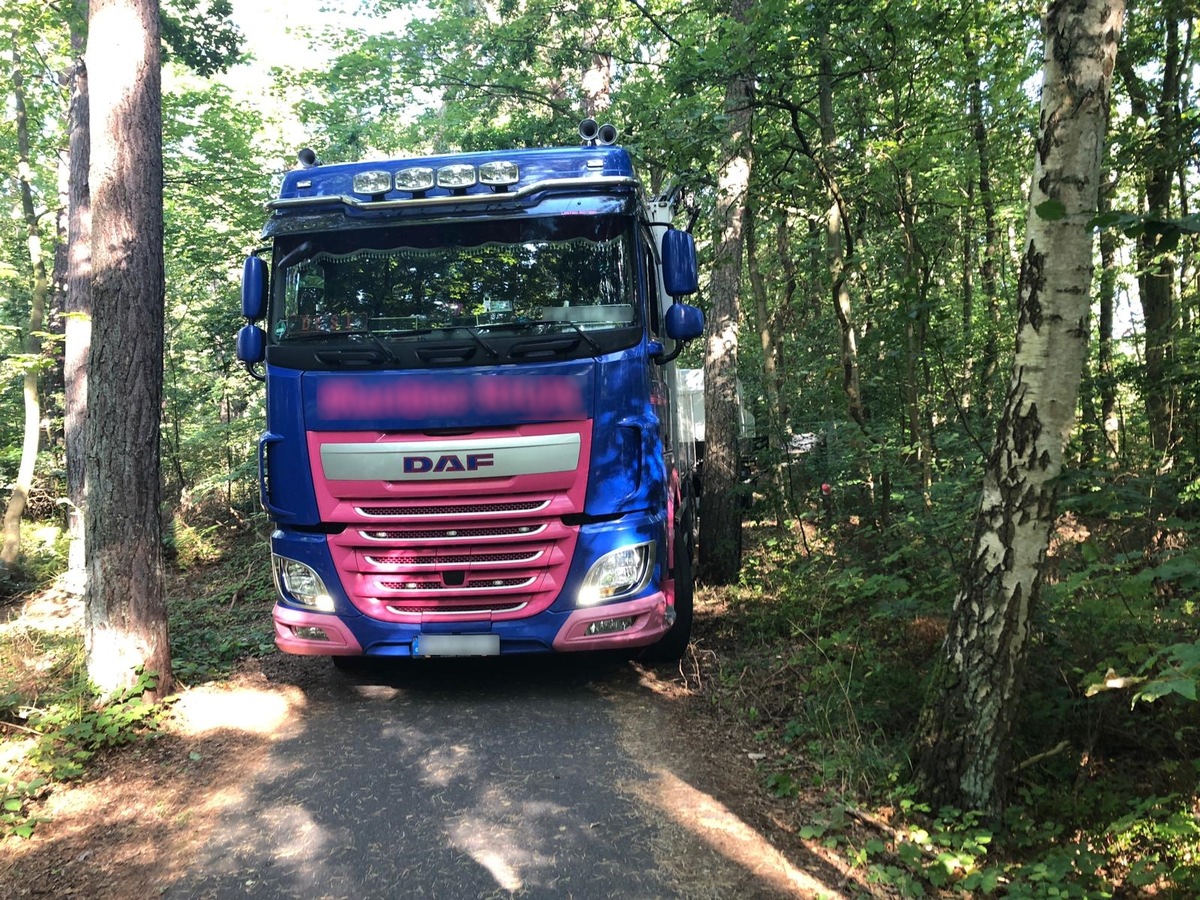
[916,0,1125,812]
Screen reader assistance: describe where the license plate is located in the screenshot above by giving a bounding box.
[413,634,500,657]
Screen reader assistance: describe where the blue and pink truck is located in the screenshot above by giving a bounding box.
[236,121,704,664]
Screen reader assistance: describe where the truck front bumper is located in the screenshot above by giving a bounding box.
[271,590,669,657]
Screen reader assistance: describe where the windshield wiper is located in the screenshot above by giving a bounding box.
[282,328,429,343]
[459,326,500,359]
[275,240,315,271]
[280,329,403,363]
[556,320,602,355]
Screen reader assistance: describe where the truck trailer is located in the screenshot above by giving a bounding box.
[236,121,704,663]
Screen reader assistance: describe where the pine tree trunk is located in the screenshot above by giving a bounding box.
[698,0,753,585]
[914,0,1123,813]
[65,2,91,587]
[1118,20,1181,461]
[84,0,173,699]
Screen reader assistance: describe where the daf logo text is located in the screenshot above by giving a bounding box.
[402,453,495,474]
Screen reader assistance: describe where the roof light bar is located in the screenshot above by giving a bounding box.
[479,161,519,186]
[352,170,393,194]
[395,167,435,192]
[437,164,477,189]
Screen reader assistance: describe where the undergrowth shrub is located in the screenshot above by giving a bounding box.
[1,523,276,840]
[712,462,1199,896]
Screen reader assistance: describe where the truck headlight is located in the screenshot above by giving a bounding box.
[272,555,335,611]
[577,542,654,606]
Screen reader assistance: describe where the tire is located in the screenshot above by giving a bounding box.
[640,511,695,663]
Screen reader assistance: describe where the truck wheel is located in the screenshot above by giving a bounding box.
[640,517,694,663]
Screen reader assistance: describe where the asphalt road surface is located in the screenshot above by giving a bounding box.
[164,654,839,900]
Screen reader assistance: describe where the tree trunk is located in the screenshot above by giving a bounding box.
[698,0,753,585]
[1118,20,1181,461]
[65,0,91,587]
[898,169,932,504]
[84,0,173,699]
[746,211,785,512]
[1097,183,1119,461]
[818,22,866,429]
[1,39,50,570]
[914,0,1123,813]
[965,46,1002,415]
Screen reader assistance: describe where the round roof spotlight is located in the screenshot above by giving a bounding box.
[597,123,619,146]
[579,118,599,145]
[297,147,318,168]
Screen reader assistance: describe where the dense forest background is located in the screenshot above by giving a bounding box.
[1,0,1197,893]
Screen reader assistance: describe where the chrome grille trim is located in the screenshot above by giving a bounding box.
[355,500,549,518]
[360,524,548,541]
[379,576,537,591]
[384,603,529,616]
[364,549,544,567]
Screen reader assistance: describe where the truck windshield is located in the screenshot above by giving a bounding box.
[271,215,636,343]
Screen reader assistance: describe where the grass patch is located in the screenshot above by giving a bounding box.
[166,532,276,685]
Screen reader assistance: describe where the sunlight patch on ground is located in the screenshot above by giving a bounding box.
[0,736,35,777]
[643,767,845,899]
[171,684,308,737]
[447,791,565,893]
[417,742,473,788]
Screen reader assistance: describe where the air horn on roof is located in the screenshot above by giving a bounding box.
[579,119,619,146]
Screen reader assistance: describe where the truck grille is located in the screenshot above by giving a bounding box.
[314,425,589,623]
[365,550,543,566]
[328,510,576,619]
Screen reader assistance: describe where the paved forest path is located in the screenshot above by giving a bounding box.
[163,654,842,899]
[2,652,849,899]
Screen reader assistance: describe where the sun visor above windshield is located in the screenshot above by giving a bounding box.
[262,194,635,239]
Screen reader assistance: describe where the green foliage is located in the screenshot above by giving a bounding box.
[167,541,277,684]
[715,456,1199,894]
[0,775,48,840]
[0,521,68,599]
[161,0,244,76]
[25,670,169,782]
[0,651,167,839]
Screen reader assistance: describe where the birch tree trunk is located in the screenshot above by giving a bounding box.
[1,40,50,570]
[914,0,1124,813]
[84,0,173,698]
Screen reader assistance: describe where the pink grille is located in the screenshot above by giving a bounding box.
[312,423,592,624]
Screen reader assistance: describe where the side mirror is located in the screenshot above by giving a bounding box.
[661,229,699,297]
[237,324,266,364]
[242,256,268,320]
[665,302,704,341]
